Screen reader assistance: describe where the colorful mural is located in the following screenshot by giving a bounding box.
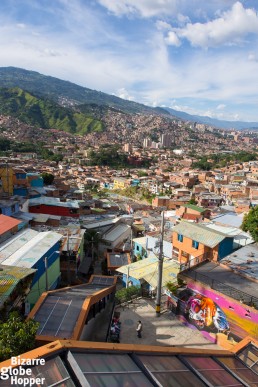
[186,282,258,340]
[185,292,230,333]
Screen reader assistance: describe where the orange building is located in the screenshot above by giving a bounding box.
[172,222,233,266]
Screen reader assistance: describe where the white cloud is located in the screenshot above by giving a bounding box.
[156,20,172,31]
[248,53,257,61]
[177,13,190,25]
[16,23,26,29]
[170,102,242,121]
[0,0,258,121]
[97,0,177,18]
[115,88,135,100]
[165,31,181,46]
[176,2,258,48]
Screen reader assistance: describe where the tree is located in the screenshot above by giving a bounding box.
[0,137,11,151]
[41,172,54,185]
[241,206,258,242]
[0,312,39,361]
[188,198,197,205]
[115,285,141,303]
[84,229,102,262]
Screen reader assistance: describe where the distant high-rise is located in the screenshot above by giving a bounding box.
[161,134,173,148]
[124,143,132,153]
[143,138,152,148]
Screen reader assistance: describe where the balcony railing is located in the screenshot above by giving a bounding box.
[179,265,258,309]
[179,252,211,272]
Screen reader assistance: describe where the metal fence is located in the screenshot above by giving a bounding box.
[179,252,211,272]
[179,269,258,309]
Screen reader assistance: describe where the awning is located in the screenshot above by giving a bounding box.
[116,257,180,288]
[143,260,180,288]
[116,256,159,279]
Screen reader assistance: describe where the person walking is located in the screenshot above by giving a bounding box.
[136,320,142,338]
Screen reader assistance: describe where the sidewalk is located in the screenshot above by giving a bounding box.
[115,298,222,349]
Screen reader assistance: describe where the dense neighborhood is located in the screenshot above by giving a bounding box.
[0,95,258,385]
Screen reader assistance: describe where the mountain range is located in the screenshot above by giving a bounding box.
[0,66,257,131]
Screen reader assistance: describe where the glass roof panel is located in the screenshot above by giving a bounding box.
[237,345,258,368]
[218,357,258,385]
[185,357,244,386]
[150,371,206,387]
[138,355,188,371]
[0,356,75,387]
[85,373,152,387]
[200,370,243,386]
[70,352,140,373]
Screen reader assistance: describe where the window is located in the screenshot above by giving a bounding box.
[192,240,199,249]
[136,245,139,251]
[177,234,183,242]
[16,173,25,180]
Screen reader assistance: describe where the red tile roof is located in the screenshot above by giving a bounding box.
[0,214,21,235]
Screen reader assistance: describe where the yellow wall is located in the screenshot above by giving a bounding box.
[113,179,126,189]
[0,166,14,195]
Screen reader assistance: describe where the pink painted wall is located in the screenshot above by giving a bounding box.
[187,282,258,339]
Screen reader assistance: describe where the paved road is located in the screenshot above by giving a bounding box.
[115,298,222,349]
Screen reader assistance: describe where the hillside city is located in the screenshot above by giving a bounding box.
[0,101,258,384]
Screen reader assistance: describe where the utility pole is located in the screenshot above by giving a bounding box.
[155,211,165,317]
[44,257,48,292]
[126,266,130,288]
[91,237,94,265]
[67,232,71,285]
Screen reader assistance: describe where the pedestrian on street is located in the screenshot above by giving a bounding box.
[136,320,142,338]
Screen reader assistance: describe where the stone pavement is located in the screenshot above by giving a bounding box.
[116,298,221,349]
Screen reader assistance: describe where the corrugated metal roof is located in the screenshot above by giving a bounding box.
[173,222,228,248]
[32,214,49,223]
[83,217,120,229]
[0,264,36,307]
[116,257,180,288]
[116,256,160,279]
[29,197,79,208]
[13,211,34,221]
[0,231,63,268]
[0,229,39,263]
[109,253,129,268]
[211,213,243,228]
[183,204,206,213]
[143,260,180,288]
[220,244,258,281]
[103,224,130,242]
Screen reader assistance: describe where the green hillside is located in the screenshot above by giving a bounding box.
[0,67,169,115]
[0,87,104,134]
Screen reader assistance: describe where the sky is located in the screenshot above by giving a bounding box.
[1,1,258,122]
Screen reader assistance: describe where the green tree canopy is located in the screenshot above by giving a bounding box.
[0,136,11,151]
[241,206,258,242]
[41,172,54,185]
[0,312,39,361]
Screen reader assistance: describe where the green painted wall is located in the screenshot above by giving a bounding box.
[26,259,60,309]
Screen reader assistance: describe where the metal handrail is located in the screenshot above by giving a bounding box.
[179,252,211,272]
[179,269,258,309]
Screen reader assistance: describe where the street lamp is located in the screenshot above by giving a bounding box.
[44,251,60,292]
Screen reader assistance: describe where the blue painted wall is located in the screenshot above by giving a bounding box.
[218,238,234,260]
[0,202,20,216]
[31,243,60,285]
[133,241,147,259]
[13,187,28,196]
[29,176,44,187]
